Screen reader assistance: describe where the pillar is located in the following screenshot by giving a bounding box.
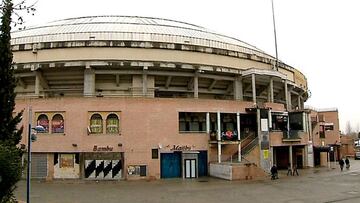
[217,111,221,163]
[237,112,241,162]
[84,68,95,97]
[289,145,293,172]
[268,77,274,103]
[206,112,210,134]
[234,76,243,100]
[35,73,40,96]
[284,80,288,110]
[142,67,148,97]
[252,74,256,104]
[288,88,292,110]
[194,73,198,98]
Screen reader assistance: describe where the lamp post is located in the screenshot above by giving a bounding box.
[27,107,44,203]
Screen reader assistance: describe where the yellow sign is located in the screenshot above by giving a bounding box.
[263,150,269,159]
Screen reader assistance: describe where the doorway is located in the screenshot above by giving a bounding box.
[185,159,196,178]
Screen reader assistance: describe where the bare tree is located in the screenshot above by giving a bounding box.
[345,120,352,135]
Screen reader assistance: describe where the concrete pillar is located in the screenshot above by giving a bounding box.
[284,80,288,110]
[206,112,210,134]
[84,68,95,97]
[234,76,243,100]
[288,88,292,110]
[218,143,222,163]
[268,77,274,103]
[217,111,221,163]
[35,73,40,96]
[252,74,256,104]
[268,109,272,129]
[217,111,221,141]
[289,145,293,172]
[142,67,148,97]
[297,95,301,109]
[237,112,241,162]
[194,73,198,98]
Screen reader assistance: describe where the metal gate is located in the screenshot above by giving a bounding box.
[31,153,48,178]
[160,152,181,178]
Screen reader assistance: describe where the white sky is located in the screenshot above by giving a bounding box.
[19,0,360,132]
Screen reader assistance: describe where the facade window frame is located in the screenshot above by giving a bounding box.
[35,112,65,135]
[88,112,121,135]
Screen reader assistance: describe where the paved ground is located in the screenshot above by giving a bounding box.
[15,159,360,203]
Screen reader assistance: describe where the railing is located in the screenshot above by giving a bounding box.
[241,137,259,156]
[209,130,256,142]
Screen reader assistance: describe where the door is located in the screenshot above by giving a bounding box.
[198,151,208,177]
[160,152,181,178]
[185,159,196,178]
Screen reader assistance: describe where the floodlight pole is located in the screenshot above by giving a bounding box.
[271,0,279,70]
[26,107,32,203]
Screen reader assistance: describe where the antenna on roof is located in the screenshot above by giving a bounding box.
[271,0,279,71]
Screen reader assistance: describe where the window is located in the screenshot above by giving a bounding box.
[106,114,119,134]
[289,113,303,131]
[152,149,159,159]
[127,165,146,177]
[52,114,64,133]
[272,115,288,131]
[37,114,49,133]
[179,112,206,132]
[324,123,334,131]
[90,114,103,134]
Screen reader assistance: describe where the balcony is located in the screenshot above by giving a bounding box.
[282,130,302,142]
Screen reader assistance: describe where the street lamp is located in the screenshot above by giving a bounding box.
[27,107,45,203]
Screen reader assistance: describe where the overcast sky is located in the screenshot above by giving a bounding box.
[19,0,360,132]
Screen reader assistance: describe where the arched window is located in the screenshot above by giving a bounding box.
[37,114,49,133]
[90,114,103,134]
[106,114,119,134]
[52,114,64,133]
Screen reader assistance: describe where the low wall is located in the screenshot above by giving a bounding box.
[210,162,268,180]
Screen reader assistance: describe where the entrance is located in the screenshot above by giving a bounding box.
[185,159,196,178]
[160,152,181,178]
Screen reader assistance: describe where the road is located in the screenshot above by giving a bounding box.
[15,159,360,203]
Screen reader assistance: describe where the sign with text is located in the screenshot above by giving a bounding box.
[93,145,113,152]
[170,145,191,151]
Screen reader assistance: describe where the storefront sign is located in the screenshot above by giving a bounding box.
[171,145,191,151]
[93,145,113,152]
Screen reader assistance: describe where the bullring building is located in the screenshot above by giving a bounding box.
[11,15,329,180]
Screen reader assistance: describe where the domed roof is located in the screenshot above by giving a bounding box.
[11,15,272,59]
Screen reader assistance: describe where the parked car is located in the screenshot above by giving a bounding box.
[355,151,360,160]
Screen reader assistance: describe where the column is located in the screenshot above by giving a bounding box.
[289,145,293,172]
[194,73,198,98]
[217,111,221,163]
[252,74,256,104]
[142,67,148,97]
[206,112,210,134]
[35,73,40,96]
[234,76,243,100]
[84,68,95,97]
[284,80,288,110]
[237,112,241,162]
[288,88,292,110]
[268,77,274,103]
